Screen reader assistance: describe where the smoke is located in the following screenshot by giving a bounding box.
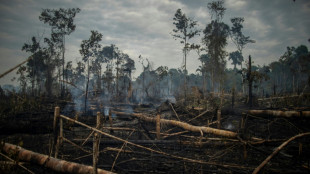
[67,80,85,113]
[223,117,240,131]
[161,95,176,103]
[224,123,234,130]
[104,107,109,116]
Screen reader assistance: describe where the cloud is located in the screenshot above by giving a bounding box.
[226,0,247,10]
[0,0,310,86]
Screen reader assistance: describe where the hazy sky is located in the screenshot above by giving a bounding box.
[0,0,309,86]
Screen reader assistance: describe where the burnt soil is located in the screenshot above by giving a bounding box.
[1,103,310,174]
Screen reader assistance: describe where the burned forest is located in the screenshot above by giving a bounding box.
[1,1,310,174]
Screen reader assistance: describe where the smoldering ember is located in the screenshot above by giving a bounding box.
[0,0,310,174]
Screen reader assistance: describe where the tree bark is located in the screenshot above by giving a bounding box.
[247,55,252,107]
[62,35,66,97]
[1,143,114,174]
[84,60,90,113]
[247,110,310,118]
[111,111,237,138]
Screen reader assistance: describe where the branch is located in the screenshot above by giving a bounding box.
[0,56,32,79]
[252,132,310,174]
[0,152,34,174]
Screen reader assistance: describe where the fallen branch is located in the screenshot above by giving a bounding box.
[62,137,91,153]
[74,139,239,146]
[1,142,114,174]
[0,56,32,79]
[111,130,134,171]
[248,110,310,117]
[252,132,310,174]
[0,152,34,174]
[59,114,252,169]
[111,111,237,138]
[81,130,95,146]
[169,103,180,121]
[187,109,213,122]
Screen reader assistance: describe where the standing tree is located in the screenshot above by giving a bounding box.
[230,17,255,66]
[22,37,48,96]
[138,55,150,102]
[155,66,168,96]
[16,66,27,95]
[171,8,200,97]
[64,61,73,86]
[228,51,243,70]
[114,46,124,99]
[122,55,135,102]
[245,55,269,107]
[202,0,230,93]
[101,45,115,96]
[197,54,211,97]
[79,30,103,113]
[43,37,60,97]
[39,8,80,96]
[230,17,255,94]
[247,55,253,106]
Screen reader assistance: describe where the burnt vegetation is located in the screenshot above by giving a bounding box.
[1,1,310,174]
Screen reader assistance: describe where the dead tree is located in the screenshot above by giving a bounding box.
[1,142,114,174]
[112,111,238,138]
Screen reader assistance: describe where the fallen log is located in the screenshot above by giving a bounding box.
[58,114,256,170]
[252,132,310,174]
[111,111,237,138]
[247,110,310,118]
[0,152,34,174]
[1,142,114,174]
[80,139,239,147]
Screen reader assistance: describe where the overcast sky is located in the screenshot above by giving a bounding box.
[0,0,309,86]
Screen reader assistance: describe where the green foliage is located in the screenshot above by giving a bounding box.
[156,66,168,80]
[202,1,230,91]
[39,8,81,36]
[229,51,243,69]
[172,8,200,72]
[207,0,226,21]
[230,17,255,53]
[80,30,103,62]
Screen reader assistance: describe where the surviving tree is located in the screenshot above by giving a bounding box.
[202,0,230,93]
[79,30,103,113]
[171,8,200,97]
[39,8,81,96]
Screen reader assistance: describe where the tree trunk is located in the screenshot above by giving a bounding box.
[211,69,214,93]
[112,111,238,138]
[58,64,61,96]
[293,74,295,94]
[62,35,65,97]
[116,60,119,99]
[202,71,206,98]
[247,110,310,118]
[85,60,90,113]
[142,68,145,102]
[97,68,101,93]
[184,49,187,100]
[247,55,253,107]
[1,143,113,174]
